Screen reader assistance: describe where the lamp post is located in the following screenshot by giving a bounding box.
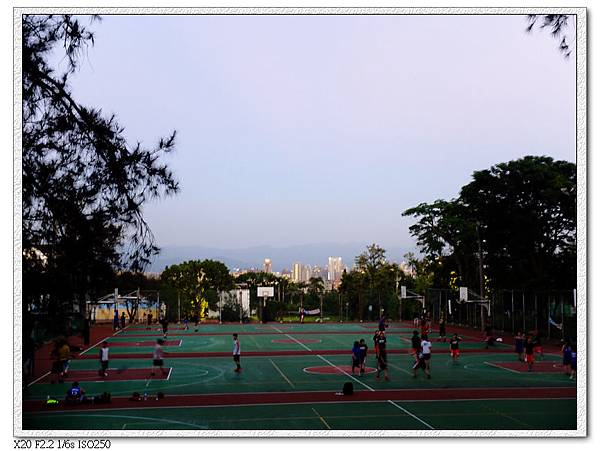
[219,290,223,324]
[476,221,486,331]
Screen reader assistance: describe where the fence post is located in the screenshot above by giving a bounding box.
[511,290,515,333]
[501,292,505,332]
[522,292,526,333]
[560,295,565,340]
[547,295,551,339]
[534,294,538,333]
[439,291,442,323]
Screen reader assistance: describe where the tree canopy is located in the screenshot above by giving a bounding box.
[22,15,179,319]
[526,14,573,58]
[161,260,234,319]
[403,156,576,291]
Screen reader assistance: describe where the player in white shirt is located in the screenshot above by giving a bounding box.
[98,342,109,377]
[151,339,166,377]
[421,335,433,376]
[233,334,242,372]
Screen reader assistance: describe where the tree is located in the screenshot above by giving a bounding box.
[339,269,368,321]
[403,200,479,288]
[307,277,325,295]
[234,271,278,321]
[403,156,576,292]
[112,271,162,323]
[355,244,387,315]
[459,156,575,289]
[526,14,573,58]
[162,260,234,321]
[22,15,179,329]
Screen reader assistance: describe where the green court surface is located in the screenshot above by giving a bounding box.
[23,399,576,430]
[23,322,577,432]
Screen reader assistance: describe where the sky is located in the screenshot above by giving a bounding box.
[58,14,576,254]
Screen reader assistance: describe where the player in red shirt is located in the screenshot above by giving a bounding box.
[525,336,535,372]
[372,330,381,360]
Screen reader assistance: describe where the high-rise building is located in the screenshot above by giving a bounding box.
[263,258,272,273]
[302,265,312,282]
[292,262,302,282]
[312,266,324,280]
[328,257,343,284]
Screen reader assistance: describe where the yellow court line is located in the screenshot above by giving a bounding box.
[312,407,331,430]
[269,358,295,389]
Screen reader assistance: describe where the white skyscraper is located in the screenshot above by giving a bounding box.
[263,258,272,273]
[292,262,302,282]
[302,265,312,282]
[328,257,343,283]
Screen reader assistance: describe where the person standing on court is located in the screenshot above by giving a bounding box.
[98,341,109,377]
[411,330,422,362]
[120,312,126,330]
[421,334,432,377]
[159,316,169,339]
[375,331,389,381]
[525,335,535,372]
[358,338,369,376]
[113,309,120,331]
[151,338,166,377]
[378,314,387,332]
[233,333,242,372]
[438,316,446,342]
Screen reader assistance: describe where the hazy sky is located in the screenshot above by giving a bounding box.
[60,14,576,251]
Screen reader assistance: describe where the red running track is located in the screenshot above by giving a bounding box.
[24,386,576,413]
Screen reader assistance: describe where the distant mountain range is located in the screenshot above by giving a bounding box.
[149,242,416,273]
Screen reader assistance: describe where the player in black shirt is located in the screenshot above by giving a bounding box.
[412,351,430,379]
[411,330,421,361]
[438,317,447,342]
[375,332,389,381]
[358,339,368,376]
[484,323,494,349]
[373,330,381,360]
[449,333,462,363]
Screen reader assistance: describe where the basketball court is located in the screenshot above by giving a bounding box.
[22,321,577,432]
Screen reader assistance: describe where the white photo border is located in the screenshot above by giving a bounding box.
[13,6,587,438]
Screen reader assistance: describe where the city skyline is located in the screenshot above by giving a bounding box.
[147,241,413,273]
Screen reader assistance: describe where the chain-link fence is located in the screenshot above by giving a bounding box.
[423,288,576,341]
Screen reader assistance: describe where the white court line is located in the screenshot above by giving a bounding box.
[25,396,576,415]
[27,371,51,387]
[269,359,295,388]
[387,400,435,430]
[27,325,132,387]
[484,361,523,374]
[270,325,312,351]
[166,367,173,381]
[79,324,131,356]
[315,355,376,392]
[40,413,208,429]
[270,325,375,392]
[387,362,413,376]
